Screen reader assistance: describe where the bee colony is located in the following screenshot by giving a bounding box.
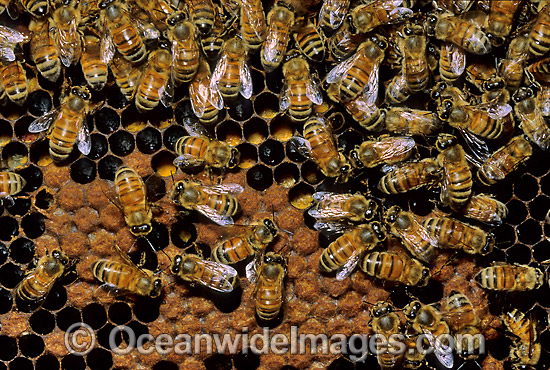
[0,0,549,369]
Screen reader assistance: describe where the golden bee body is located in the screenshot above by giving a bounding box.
[166,17,200,85]
[384,107,443,136]
[461,194,508,226]
[439,42,466,82]
[53,4,82,67]
[2,60,28,106]
[173,135,240,171]
[171,253,238,292]
[114,165,152,237]
[109,53,141,101]
[378,158,441,194]
[240,0,267,53]
[370,302,404,369]
[513,87,550,151]
[189,59,222,125]
[475,263,544,291]
[427,12,491,55]
[253,252,286,320]
[261,4,295,73]
[294,19,325,63]
[29,18,61,83]
[92,258,162,297]
[423,216,494,255]
[135,48,172,112]
[211,38,252,102]
[528,4,550,57]
[350,136,416,168]
[81,33,108,91]
[186,0,216,35]
[361,251,430,287]
[436,134,472,210]
[445,291,482,360]
[399,24,429,93]
[502,309,541,370]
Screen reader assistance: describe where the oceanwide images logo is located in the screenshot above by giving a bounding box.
[65,323,486,360]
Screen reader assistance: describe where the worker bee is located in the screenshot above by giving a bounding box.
[133,0,173,32]
[134,47,173,112]
[327,15,364,62]
[385,72,412,104]
[432,0,473,14]
[248,252,286,321]
[425,11,491,55]
[240,0,267,53]
[384,107,443,136]
[436,134,473,211]
[16,250,70,306]
[378,158,442,195]
[170,180,243,225]
[280,56,323,122]
[109,53,142,101]
[165,13,200,85]
[0,24,30,63]
[293,18,325,63]
[211,37,252,103]
[189,59,223,125]
[200,5,225,59]
[350,135,416,169]
[404,300,454,369]
[423,216,494,255]
[21,0,49,17]
[113,165,152,237]
[361,251,431,287]
[318,0,350,30]
[439,42,467,82]
[513,86,550,151]
[261,3,295,73]
[444,291,482,360]
[171,253,238,292]
[528,3,550,58]
[350,0,413,34]
[28,86,93,162]
[92,258,162,297]
[483,0,522,46]
[52,1,82,67]
[220,0,239,15]
[369,302,405,369]
[499,32,528,93]
[502,309,541,370]
[460,193,508,226]
[289,116,351,182]
[319,222,385,280]
[1,59,28,106]
[538,85,550,117]
[526,56,550,85]
[326,36,386,103]
[403,333,426,369]
[80,32,108,91]
[477,135,533,186]
[399,23,429,94]
[308,191,379,232]
[476,263,544,291]
[384,206,438,264]
[186,0,216,35]
[0,171,26,206]
[213,218,278,264]
[465,62,505,95]
[342,88,384,132]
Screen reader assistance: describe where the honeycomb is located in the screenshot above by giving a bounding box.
[0,0,549,369]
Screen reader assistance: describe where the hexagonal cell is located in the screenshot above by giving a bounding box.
[274,162,300,188]
[2,141,28,169]
[0,243,7,265]
[525,151,550,177]
[87,133,108,160]
[18,334,45,358]
[109,130,135,157]
[36,354,60,370]
[289,182,314,209]
[105,84,129,109]
[493,223,516,250]
[153,361,178,370]
[264,67,283,93]
[517,219,542,245]
[243,117,268,145]
[259,139,284,166]
[30,140,53,167]
[301,160,325,185]
[270,115,294,142]
[514,174,538,202]
[27,90,52,117]
[171,219,197,249]
[137,127,162,154]
[174,100,195,126]
[133,296,161,323]
[14,116,36,144]
[22,213,46,239]
[338,129,364,154]
[163,125,186,151]
[29,309,55,334]
[94,107,120,134]
[246,164,273,191]
[533,240,550,262]
[70,158,97,184]
[237,143,258,169]
[108,302,132,325]
[9,238,35,264]
[0,336,17,361]
[42,285,67,311]
[87,348,113,370]
[505,199,528,225]
[82,303,107,329]
[250,67,265,95]
[7,197,31,216]
[254,92,279,120]
[98,155,123,181]
[286,139,307,163]
[61,354,85,370]
[0,120,12,147]
[56,306,81,331]
[228,98,254,121]
[121,104,148,132]
[151,151,177,177]
[217,120,242,146]
[528,194,550,222]
[0,217,18,241]
[506,243,532,264]
[0,288,12,314]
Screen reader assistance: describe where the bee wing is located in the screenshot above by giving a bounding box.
[28,109,58,133]
[189,82,207,118]
[241,0,266,40]
[173,153,206,168]
[336,249,362,280]
[305,75,324,106]
[313,220,350,233]
[239,62,253,99]
[210,55,227,96]
[134,17,160,40]
[195,204,235,225]
[483,102,512,119]
[424,331,454,369]
[323,0,347,28]
[459,128,490,167]
[378,137,416,162]
[326,53,360,84]
[181,117,211,137]
[0,25,29,44]
[55,18,80,67]
[202,183,244,196]
[0,45,15,62]
[160,74,175,108]
[287,136,313,159]
[77,120,92,155]
[363,64,380,105]
[540,95,550,116]
[245,253,262,283]
[279,82,291,111]
[100,32,115,65]
[193,259,238,292]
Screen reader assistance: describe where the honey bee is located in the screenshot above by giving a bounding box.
[432,0,473,14]
[92,258,162,297]
[385,72,412,104]
[248,252,286,321]
[326,36,386,103]
[293,18,325,63]
[528,3,550,58]
[170,180,243,225]
[465,62,505,95]
[171,253,238,292]
[165,13,200,85]
[1,59,28,106]
[423,216,494,255]
[0,24,30,63]
[52,1,82,67]
[513,86,550,151]
[213,218,279,264]
[439,42,466,82]
[460,193,508,226]
[189,59,223,125]
[80,32,108,91]
[186,0,216,35]
[240,0,267,53]
[403,333,425,369]
[502,309,541,370]
[342,89,384,131]
[538,85,550,117]
[327,15,364,62]
[444,291,482,360]
[378,158,442,195]
[384,206,438,264]
[133,0,173,32]
[0,171,26,206]
[28,20,56,82]
[28,86,93,162]
[200,5,233,60]
[477,135,533,186]
[21,0,49,17]
[220,0,239,15]
[369,302,405,369]
[280,56,323,122]
[16,250,70,305]
[350,0,413,34]
[113,165,152,237]
[475,263,544,291]
[211,37,252,103]
[436,134,473,210]
[135,47,173,112]
[399,23,429,94]
[350,135,416,169]
[261,3,295,73]
[361,251,431,287]
[319,222,385,280]
[109,53,142,101]
[425,11,491,55]
[526,56,550,85]
[483,0,522,46]
[383,107,443,136]
[499,32,528,93]
[289,116,351,182]
[318,0,350,30]
[404,300,454,369]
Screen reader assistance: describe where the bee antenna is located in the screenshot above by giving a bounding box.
[275,243,291,255]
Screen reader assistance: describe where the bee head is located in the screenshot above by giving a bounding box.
[170,181,187,203]
[513,87,533,103]
[131,224,152,237]
[404,300,421,320]
[480,235,495,255]
[384,206,401,224]
[436,133,457,151]
[372,302,392,317]
[425,14,437,36]
[150,278,162,298]
[98,0,114,9]
[51,250,69,265]
[484,79,504,91]
[371,221,386,241]
[263,219,279,236]
[228,148,240,169]
[171,255,183,274]
[431,82,447,100]
[418,267,430,286]
[486,33,505,47]
[437,99,453,121]
[33,4,49,16]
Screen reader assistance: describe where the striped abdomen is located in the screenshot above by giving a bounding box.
[81,35,108,91]
[0,171,25,196]
[92,259,144,292]
[304,119,339,161]
[529,6,550,57]
[174,136,209,162]
[287,79,313,122]
[319,233,360,273]
[2,61,27,105]
[48,108,83,161]
[115,166,148,219]
[109,16,146,64]
[213,237,255,264]
[255,275,283,320]
[30,20,61,82]
[240,0,267,52]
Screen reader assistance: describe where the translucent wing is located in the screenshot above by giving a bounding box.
[448,44,466,76]
[77,121,92,155]
[182,117,211,137]
[305,76,324,105]
[279,81,291,111]
[0,25,28,44]
[459,128,490,167]
[363,64,380,104]
[377,137,416,162]
[211,55,228,98]
[425,331,454,369]
[245,253,262,283]
[387,7,413,23]
[189,82,207,118]
[0,46,15,62]
[313,220,350,233]
[195,204,235,225]
[484,102,512,119]
[336,249,362,280]
[326,52,361,83]
[208,86,224,110]
[56,18,80,67]
[194,259,238,292]
[540,93,550,116]
[173,153,206,168]
[241,0,266,39]
[287,136,313,160]
[28,109,58,133]
[135,17,160,40]
[160,74,174,108]
[239,62,253,99]
[201,183,244,196]
[100,32,115,64]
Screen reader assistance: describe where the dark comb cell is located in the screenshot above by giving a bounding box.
[525,152,550,176]
[205,355,234,370]
[109,130,135,157]
[28,90,52,117]
[517,219,542,245]
[35,188,54,210]
[408,189,436,216]
[108,302,132,325]
[163,125,186,151]
[228,98,254,121]
[22,213,46,239]
[289,182,314,210]
[2,142,28,169]
[0,119,13,145]
[217,120,242,146]
[94,107,120,134]
[174,100,195,126]
[0,288,13,314]
[70,158,97,184]
[253,93,278,120]
[144,222,170,251]
[9,238,35,264]
[87,134,108,160]
[133,296,161,323]
[0,243,7,265]
[338,129,364,154]
[97,323,118,349]
[18,165,43,192]
[7,197,31,216]
[286,139,307,162]
[36,354,59,370]
[0,263,23,288]
[236,143,258,170]
[274,162,300,188]
[30,309,55,334]
[56,306,82,331]
[98,155,123,181]
[493,223,516,250]
[151,150,177,176]
[19,334,44,358]
[506,243,531,264]
[82,303,107,329]
[0,216,18,241]
[153,361,178,370]
[87,348,113,370]
[514,174,538,201]
[14,116,35,143]
[42,285,67,311]
[106,84,129,109]
[9,358,33,370]
[233,353,260,370]
[137,127,162,154]
[301,160,325,185]
[259,139,285,166]
[529,195,550,221]
[171,219,197,249]
[247,164,273,191]
[506,199,528,225]
[250,68,265,95]
[61,354,86,370]
[533,240,550,262]
[0,336,17,361]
